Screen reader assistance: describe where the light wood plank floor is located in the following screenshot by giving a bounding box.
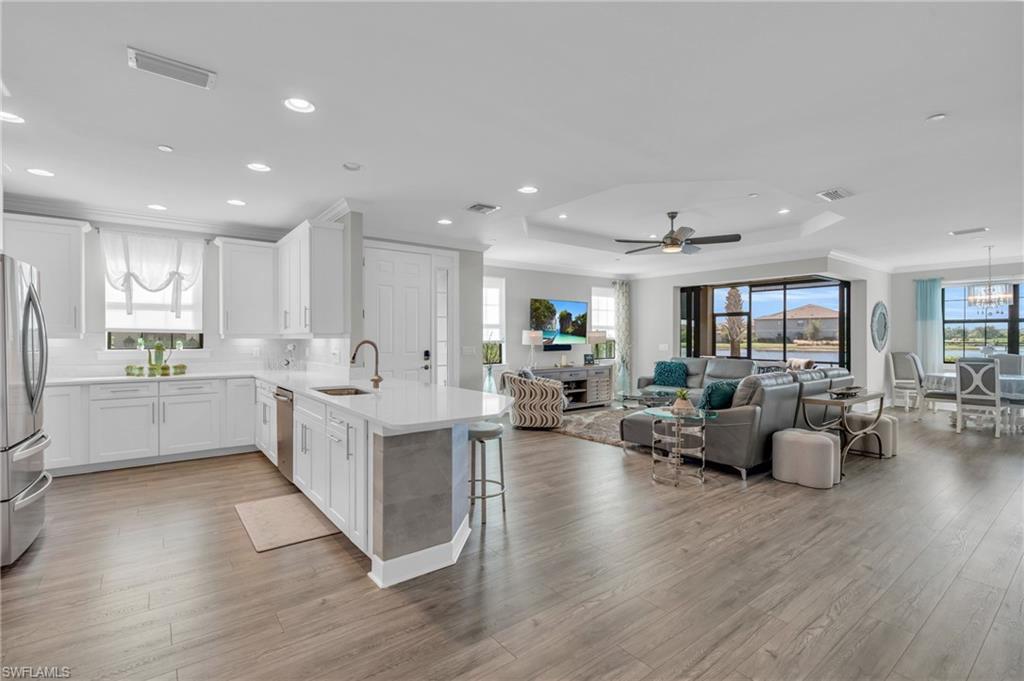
[2,408,1022,681]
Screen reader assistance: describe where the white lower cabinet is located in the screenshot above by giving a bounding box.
[159,392,223,455]
[223,378,256,448]
[89,397,160,463]
[293,411,328,510]
[324,412,367,553]
[254,382,278,464]
[42,386,87,469]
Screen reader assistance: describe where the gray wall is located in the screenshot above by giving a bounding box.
[483,264,617,373]
[458,249,484,390]
[631,255,892,394]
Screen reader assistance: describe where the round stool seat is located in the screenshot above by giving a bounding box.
[469,421,504,441]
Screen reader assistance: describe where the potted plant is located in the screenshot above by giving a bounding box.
[672,388,691,414]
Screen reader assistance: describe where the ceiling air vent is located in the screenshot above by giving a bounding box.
[466,203,502,215]
[815,187,853,202]
[127,46,217,89]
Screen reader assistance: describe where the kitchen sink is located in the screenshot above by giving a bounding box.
[314,386,371,396]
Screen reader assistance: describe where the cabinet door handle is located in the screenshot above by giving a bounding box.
[284,310,289,329]
[162,402,167,423]
[328,433,342,444]
[152,402,156,424]
[304,306,309,329]
[346,424,352,460]
[73,305,78,330]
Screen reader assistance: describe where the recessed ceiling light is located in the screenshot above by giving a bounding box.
[1,111,25,124]
[777,208,791,215]
[26,168,54,177]
[156,144,174,153]
[437,218,453,225]
[926,113,947,122]
[227,199,246,206]
[342,162,362,172]
[517,186,539,194]
[558,213,568,220]
[246,162,271,172]
[648,234,658,239]
[147,204,168,211]
[283,97,316,113]
[747,192,759,198]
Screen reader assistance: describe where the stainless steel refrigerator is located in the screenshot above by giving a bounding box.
[1,254,52,566]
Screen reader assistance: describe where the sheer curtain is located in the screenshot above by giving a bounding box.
[915,278,943,372]
[101,230,204,327]
[613,279,631,395]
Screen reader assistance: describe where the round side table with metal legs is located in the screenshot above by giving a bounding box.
[468,421,506,524]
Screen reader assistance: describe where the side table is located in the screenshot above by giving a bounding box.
[643,407,717,485]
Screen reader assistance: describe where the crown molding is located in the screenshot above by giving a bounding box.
[826,250,893,274]
[890,255,1024,274]
[313,197,352,224]
[3,193,287,241]
[483,257,633,280]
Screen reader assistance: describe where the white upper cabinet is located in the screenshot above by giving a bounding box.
[214,238,277,338]
[1,213,90,338]
[277,220,347,338]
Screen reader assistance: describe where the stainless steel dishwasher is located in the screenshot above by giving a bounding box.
[274,387,294,482]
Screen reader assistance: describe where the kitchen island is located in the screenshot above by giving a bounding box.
[46,370,512,587]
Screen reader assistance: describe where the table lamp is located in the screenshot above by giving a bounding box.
[522,330,543,368]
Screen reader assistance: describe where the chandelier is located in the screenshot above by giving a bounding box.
[966,245,1013,314]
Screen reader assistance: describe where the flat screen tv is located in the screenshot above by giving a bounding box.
[529,298,589,346]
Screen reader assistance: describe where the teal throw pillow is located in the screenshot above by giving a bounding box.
[698,379,741,410]
[652,361,687,388]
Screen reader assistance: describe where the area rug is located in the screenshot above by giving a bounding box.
[553,406,643,446]
[235,493,339,552]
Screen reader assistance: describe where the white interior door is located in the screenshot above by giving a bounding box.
[363,248,432,381]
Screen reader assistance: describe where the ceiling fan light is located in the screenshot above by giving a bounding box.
[661,243,682,254]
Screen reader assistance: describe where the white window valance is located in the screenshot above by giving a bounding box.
[101,230,204,319]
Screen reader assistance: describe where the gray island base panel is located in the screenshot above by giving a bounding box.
[368,423,471,588]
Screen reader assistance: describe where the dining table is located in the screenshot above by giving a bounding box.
[923,372,1024,400]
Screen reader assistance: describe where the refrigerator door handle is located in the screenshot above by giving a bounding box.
[29,284,48,409]
[10,432,51,462]
[21,291,35,409]
[13,472,52,512]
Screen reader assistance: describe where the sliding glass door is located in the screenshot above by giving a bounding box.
[678,287,701,357]
[712,278,849,367]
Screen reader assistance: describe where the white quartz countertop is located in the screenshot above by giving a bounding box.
[48,369,513,433]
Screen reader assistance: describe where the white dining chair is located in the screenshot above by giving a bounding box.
[955,358,1008,438]
[888,351,924,411]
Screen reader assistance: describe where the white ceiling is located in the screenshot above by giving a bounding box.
[2,2,1021,276]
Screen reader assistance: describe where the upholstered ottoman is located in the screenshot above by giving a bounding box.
[844,413,899,458]
[772,428,841,489]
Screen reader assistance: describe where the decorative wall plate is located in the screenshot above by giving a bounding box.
[870,301,889,352]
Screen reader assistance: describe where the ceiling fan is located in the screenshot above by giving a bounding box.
[615,211,742,255]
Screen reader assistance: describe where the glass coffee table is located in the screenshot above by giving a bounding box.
[619,391,674,408]
[643,407,717,485]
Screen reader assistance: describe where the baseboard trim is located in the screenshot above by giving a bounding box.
[368,514,471,588]
[50,445,261,477]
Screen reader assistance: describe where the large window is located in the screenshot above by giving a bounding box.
[103,231,205,350]
[942,283,1020,362]
[713,278,849,367]
[482,276,506,365]
[591,286,616,359]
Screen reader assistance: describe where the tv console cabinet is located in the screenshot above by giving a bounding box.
[532,365,613,410]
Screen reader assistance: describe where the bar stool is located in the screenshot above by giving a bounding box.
[468,421,506,524]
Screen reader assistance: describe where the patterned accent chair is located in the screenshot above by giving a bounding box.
[501,372,565,429]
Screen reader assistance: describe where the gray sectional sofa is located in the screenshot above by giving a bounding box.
[621,366,855,478]
[636,357,757,406]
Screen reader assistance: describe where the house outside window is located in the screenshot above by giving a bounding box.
[591,286,616,359]
[482,276,505,365]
